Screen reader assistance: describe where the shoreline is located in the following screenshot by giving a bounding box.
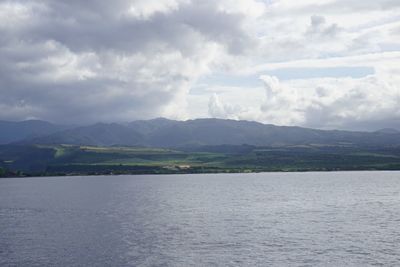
[2,167,400,179]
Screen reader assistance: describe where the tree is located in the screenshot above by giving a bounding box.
[0,167,5,177]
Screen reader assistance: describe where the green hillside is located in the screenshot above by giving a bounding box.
[1,144,400,177]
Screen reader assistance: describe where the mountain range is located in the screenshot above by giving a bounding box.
[1,118,399,148]
[0,120,70,145]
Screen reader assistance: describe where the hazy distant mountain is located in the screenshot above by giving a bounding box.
[30,123,143,146]
[375,128,400,134]
[0,120,69,145]
[136,118,400,147]
[15,118,400,148]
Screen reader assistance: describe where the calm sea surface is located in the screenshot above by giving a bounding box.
[1,172,400,266]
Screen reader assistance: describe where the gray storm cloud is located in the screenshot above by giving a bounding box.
[0,0,253,123]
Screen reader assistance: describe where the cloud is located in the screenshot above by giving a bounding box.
[207,93,242,119]
[204,73,400,131]
[1,0,399,131]
[254,75,400,131]
[201,0,400,131]
[259,75,305,126]
[306,15,341,39]
[0,0,259,123]
[271,0,400,15]
[299,75,400,130]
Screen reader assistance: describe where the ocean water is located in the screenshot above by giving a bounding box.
[1,172,400,266]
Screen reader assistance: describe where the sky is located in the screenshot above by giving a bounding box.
[0,0,399,131]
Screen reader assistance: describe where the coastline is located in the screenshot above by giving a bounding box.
[2,166,400,178]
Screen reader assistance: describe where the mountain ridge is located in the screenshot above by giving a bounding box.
[0,120,71,145]
[2,118,398,148]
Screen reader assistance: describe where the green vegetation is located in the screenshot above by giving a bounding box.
[1,144,400,177]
